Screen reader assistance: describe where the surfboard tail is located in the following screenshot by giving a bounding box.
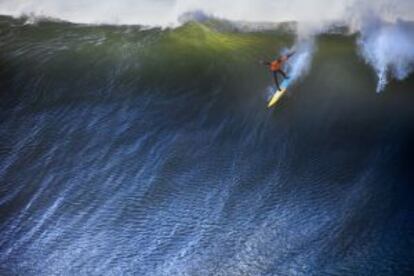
[267,77,291,108]
[267,88,287,108]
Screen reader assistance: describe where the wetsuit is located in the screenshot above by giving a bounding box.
[265,57,288,91]
[264,52,294,90]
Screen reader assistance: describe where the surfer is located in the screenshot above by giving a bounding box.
[262,52,295,91]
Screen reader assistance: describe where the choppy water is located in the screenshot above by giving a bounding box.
[0,16,413,275]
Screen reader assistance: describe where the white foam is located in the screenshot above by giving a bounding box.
[357,18,414,92]
[1,0,413,27]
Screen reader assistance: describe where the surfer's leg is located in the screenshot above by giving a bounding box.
[273,71,281,91]
[278,70,288,79]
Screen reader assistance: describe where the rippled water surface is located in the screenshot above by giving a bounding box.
[0,16,413,275]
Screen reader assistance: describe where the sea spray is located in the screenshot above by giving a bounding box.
[356,18,414,92]
[284,39,314,83]
[2,1,413,28]
[280,21,321,86]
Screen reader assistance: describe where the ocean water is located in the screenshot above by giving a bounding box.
[0,16,413,275]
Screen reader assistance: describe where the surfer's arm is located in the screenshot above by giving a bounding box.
[260,60,271,66]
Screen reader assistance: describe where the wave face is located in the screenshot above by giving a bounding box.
[0,16,414,275]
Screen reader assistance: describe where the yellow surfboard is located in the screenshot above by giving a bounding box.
[267,78,290,108]
[267,88,287,108]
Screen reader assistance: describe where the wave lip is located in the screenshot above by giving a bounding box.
[1,0,414,27]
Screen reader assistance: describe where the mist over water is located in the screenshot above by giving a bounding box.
[1,0,413,26]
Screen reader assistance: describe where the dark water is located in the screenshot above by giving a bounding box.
[0,16,413,275]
